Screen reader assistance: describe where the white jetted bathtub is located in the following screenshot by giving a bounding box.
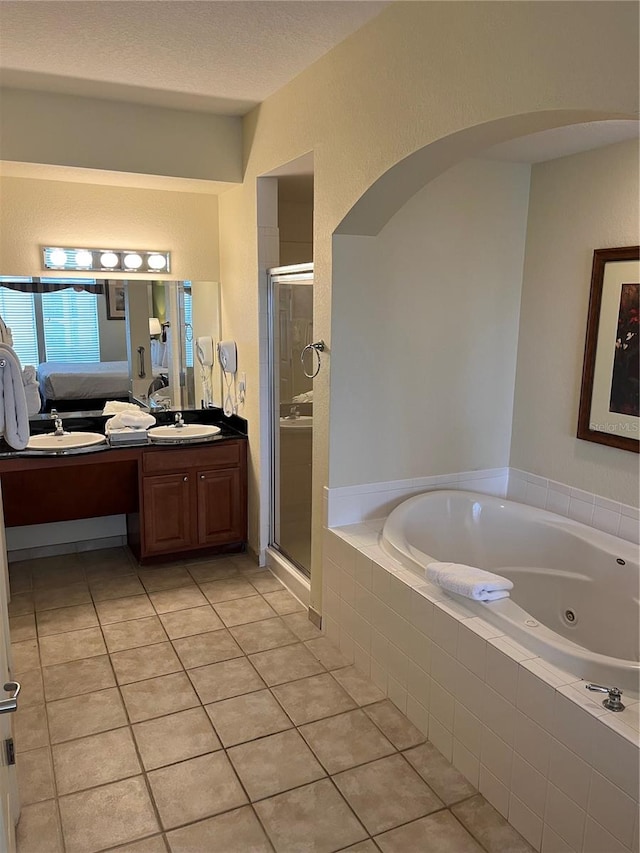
[382,490,640,698]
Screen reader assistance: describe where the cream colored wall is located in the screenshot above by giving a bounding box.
[219,1,638,610]
[510,139,640,506]
[278,200,313,266]
[1,89,242,182]
[330,158,531,486]
[0,176,220,281]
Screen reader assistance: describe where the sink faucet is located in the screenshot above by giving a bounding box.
[50,410,65,436]
[174,412,185,428]
[288,406,300,420]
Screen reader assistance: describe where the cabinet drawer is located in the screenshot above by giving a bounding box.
[143,440,241,474]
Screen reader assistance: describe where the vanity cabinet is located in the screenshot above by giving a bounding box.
[138,439,247,559]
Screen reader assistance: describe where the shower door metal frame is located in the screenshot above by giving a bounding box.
[267,263,314,578]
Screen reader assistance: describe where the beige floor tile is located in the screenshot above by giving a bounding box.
[173,629,243,668]
[89,574,145,601]
[405,743,477,805]
[102,615,168,652]
[334,754,443,835]
[53,727,141,795]
[282,611,321,641]
[8,592,34,617]
[14,704,49,752]
[110,641,182,684]
[14,668,44,707]
[96,594,155,625]
[304,637,350,670]
[213,596,276,627]
[229,616,298,654]
[17,746,55,804]
[32,565,86,590]
[299,709,396,774]
[375,810,483,853]
[160,605,223,639]
[43,655,116,701]
[254,778,367,853]
[111,838,168,853]
[9,567,31,595]
[205,688,292,747]
[228,728,326,801]
[138,566,196,592]
[341,843,379,852]
[121,671,200,723]
[34,583,91,612]
[166,806,272,853]
[47,687,128,743]
[36,603,98,637]
[39,626,106,666]
[248,574,284,594]
[148,752,247,830]
[10,613,36,642]
[81,547,133,574]
[199,577,257,604]
[59,776,159,853]
[451,794,535,853]
[249,643,325,686]
[149,586,208,614]
[332,666,386,706]
[272,673,356,725]
[364,700,426,749]
[261,590,304,615]
[16,800,64,853]
[188,657,265,704]
[133,706,221,770]
[11,638,40,671]
[187,561,239,583]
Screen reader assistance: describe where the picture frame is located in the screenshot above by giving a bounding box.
[106,280,126,320]
[577,246,639,453]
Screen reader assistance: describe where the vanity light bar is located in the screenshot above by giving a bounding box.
[42,247,171,274]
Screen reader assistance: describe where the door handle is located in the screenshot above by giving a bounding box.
[0,682,20,714]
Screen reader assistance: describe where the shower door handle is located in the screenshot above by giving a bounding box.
[137,346,146,378]
[0,682,21,714]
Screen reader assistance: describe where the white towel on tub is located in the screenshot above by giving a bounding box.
[426,561,513,602]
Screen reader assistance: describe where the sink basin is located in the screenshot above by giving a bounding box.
[280,416,313,429]
[27,432,107,452]
[148,424,222,443]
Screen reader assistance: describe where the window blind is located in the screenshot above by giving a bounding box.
[42,289,100,362]
[184,289,193,368]
[0,288,39,365]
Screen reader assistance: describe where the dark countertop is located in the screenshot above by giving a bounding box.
[0,407,247,459]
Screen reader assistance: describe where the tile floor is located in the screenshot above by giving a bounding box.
[8,547,535,853]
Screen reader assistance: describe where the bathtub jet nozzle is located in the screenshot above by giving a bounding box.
[585,683,625,712]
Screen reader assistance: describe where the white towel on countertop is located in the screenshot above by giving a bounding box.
[0,343,29,450]
[102,400,145,415]
[105,411,156,433]
[426,561,513,602]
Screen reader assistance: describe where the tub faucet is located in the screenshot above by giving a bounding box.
[585,683,625,711]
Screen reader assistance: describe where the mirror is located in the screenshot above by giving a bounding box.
[0,276,221,419]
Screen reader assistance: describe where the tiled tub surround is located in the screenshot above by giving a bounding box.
[322,525,640,853]
[9,547,537,853]
[324,467,640,547]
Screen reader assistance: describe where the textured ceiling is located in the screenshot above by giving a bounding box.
[0,0,388,115]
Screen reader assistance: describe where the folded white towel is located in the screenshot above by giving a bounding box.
[102,401,144,415]
[105,411,156,433]
[0,343,29,450]
[425,561,513,602]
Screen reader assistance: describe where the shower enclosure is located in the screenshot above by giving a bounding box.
[268,264,314,576]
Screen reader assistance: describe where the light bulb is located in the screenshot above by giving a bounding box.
[100,252,119,269]
[124,253,143,270]
[49,249,68,267]
[147,253,167,271]
[75,250,93,268]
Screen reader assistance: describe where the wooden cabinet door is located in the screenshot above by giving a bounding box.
[196,468,243,546]
[142,473,194,554]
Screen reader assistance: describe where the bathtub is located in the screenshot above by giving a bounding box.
[381,490,640,699]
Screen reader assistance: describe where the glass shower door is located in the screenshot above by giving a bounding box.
[269,264,314,576]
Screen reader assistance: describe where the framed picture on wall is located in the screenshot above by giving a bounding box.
[106,280,126,320]
[577,246,639,453]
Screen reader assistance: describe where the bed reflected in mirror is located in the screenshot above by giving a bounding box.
[0,276,221,418]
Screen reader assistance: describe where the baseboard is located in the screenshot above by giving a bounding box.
[265,547,310,608]
[7,535,127,563]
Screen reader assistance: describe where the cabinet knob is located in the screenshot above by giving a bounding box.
[183,476,188,482]
[200,474,205,480]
